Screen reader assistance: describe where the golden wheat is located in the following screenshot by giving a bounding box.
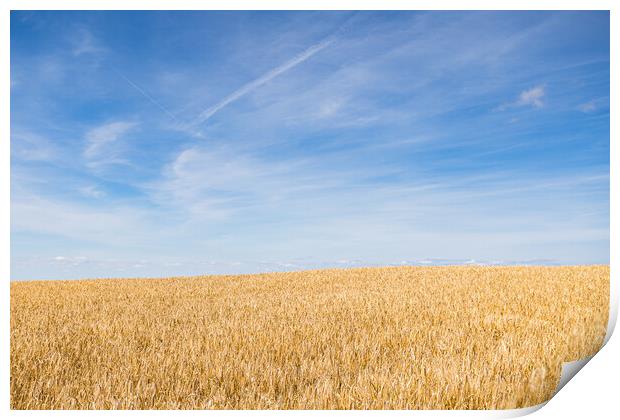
[10,265,609,409]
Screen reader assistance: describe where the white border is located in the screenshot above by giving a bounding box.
[2,1,616,419]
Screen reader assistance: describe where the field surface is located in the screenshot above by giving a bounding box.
[11,265,609,409]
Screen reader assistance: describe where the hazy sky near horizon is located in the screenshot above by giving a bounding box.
[11,11,609,280]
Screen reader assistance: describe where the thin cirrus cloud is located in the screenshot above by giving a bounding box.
[10,11,610,280]
[578,100,597,113]
[83,121,138,171]
[577,98,608,113]
[71,27,105,57]
[78,185,106,199]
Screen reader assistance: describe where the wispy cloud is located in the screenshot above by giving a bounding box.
[84,121,137,163]
[577,97,608,113]
[78,185,106,199]
[578,100,597,113]
[316,96,348,119]
[11,131,58,162]
[71,27,105,56]
[11,193,157,247]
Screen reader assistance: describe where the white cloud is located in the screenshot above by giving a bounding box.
[79,185,105,199]
[316,97,347,119]
[578,100,597,113]
[72,28,105,56]
[150,146,287,220]
[497,85,546,111]
[84,121,137,165]
[515,85,545,108]
[151,142,399,221]
[11,193,157,248]
[11,131,57,162]
[51,256,89,267]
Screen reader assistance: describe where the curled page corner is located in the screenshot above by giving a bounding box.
[512,272,617,416]
[603,285,617,346]
[489,355,600,418]
[555,356,594,395]
[505,269,614,417]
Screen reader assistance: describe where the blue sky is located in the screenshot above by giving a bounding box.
[10,11,609,280]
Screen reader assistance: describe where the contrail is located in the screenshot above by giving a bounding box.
[188,36,335,129]
[110,12,359,134]
[111,67,179,122]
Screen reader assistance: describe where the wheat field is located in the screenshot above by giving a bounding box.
[10,265,608,410]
